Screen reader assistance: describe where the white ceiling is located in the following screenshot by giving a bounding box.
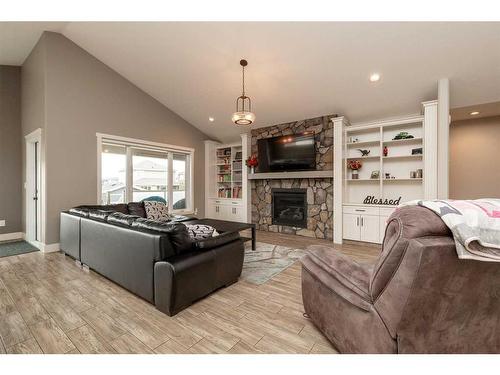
[2,22,500,142]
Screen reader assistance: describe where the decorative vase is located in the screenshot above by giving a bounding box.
[250,166,255,174]
[352,170,359,179]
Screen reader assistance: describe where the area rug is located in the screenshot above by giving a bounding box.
[0,240,39,258]
[241,242,307,285]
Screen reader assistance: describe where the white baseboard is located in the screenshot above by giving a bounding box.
[25,238,60,253]
[41,243,60,253]
[0,232,24,242]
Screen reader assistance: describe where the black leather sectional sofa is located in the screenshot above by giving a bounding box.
[60,203,244,316]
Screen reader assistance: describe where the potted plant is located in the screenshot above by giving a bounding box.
[347,160,362,179]
[245,155,258,174]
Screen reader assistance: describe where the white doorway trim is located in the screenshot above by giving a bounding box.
[25,128,45,249]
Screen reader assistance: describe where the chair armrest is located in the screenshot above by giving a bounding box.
[305,245,372,300]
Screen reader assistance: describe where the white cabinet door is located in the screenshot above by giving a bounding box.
[207,203,216,219]
[360,215,380,243]
[343,213,360,241]
[212,204,225,219]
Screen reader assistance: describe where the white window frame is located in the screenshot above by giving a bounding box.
[97,133,195,214]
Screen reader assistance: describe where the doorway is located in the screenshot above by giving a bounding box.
[25,129,42,245]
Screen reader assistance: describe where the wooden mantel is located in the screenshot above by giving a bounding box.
[247,170,333,180]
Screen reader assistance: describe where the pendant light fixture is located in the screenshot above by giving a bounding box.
[232,59,256,125]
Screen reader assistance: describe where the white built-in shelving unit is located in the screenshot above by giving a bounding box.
[344,116,425,205]
[333,100,439,245]
[204,134,250,223]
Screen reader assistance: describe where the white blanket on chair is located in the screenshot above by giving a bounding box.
[401,199,500,262]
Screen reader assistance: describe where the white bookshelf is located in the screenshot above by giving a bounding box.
[344,117,425,205]
[333,102,439,245]
[215,145,243,199]
[204,136,250,223]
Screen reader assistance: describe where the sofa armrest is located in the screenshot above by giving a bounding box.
[193,231,241,251]
[60,212,81,260]
[154,250,216,316]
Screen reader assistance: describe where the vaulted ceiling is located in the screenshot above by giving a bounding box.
[2,22,500,142]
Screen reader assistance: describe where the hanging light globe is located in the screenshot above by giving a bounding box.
[232,59,255,125]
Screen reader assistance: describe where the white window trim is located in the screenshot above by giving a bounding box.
[97,133,195,214]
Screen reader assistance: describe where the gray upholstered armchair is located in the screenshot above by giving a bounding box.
[301,206,500,353]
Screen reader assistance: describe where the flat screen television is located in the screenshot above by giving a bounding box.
[257,132,316,172]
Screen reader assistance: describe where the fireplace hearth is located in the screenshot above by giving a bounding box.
[272,188,307,228]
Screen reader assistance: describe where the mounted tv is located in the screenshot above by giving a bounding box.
[257,132,316,172]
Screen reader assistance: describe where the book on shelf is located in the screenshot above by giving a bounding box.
[218,187,232,198]
[232,185,242,199]
[217,174,231,182]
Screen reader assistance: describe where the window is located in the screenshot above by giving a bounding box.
[98,134,194,213]
[101,144,126,204]
[132,149,168,204]
[173,153,188,210]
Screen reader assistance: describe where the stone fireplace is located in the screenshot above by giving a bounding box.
[251,178,333,239]
[272,188,307,228]
[250,114,335,240]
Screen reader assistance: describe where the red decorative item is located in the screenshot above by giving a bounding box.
[383,146,388,157]
[347,160,362,170]
[245,155,258,168]
[347,160,362,180]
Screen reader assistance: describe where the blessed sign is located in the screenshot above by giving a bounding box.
[363,195,401,206]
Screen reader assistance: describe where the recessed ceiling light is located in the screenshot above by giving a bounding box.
[470,111,480,116]
[208,117,215,122]
[369,73,381,82]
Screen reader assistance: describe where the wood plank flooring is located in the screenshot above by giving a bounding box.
[0,231,379,354]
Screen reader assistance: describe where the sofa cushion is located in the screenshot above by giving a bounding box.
[193,231,240,251]
[144,201,170,222]
[107,212,140,226]
[128,202,146,218]
[88,210,114,222]
[131,218,192,254]
[69,207,90,217]
[75,204,129,214]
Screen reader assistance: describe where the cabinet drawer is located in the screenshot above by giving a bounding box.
[343,205,379,216]
[210,198,242,207]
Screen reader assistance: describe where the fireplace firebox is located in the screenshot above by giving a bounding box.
[271,188,307,228]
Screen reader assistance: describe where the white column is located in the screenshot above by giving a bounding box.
[240,133,251,223]
[437,78,450,199]
[204,140,218,217]
[332,116,348,244]
[422,100,438,199]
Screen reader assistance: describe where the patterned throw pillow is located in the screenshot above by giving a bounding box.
[184,224,219,240]
[144,201,170,222]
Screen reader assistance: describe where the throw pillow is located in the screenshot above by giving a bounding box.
[144,201,170,222]
[184,224,219,240]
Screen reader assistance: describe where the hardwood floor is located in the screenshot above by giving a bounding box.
[0,231,380,354]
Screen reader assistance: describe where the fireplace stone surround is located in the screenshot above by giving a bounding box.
[251,178,333,239]
[250,114,334,240]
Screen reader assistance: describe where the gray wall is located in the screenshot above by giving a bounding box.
[22,32,211,244]
[0,66,22,235]
[21,34,47,238]
[450,115,500,199]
